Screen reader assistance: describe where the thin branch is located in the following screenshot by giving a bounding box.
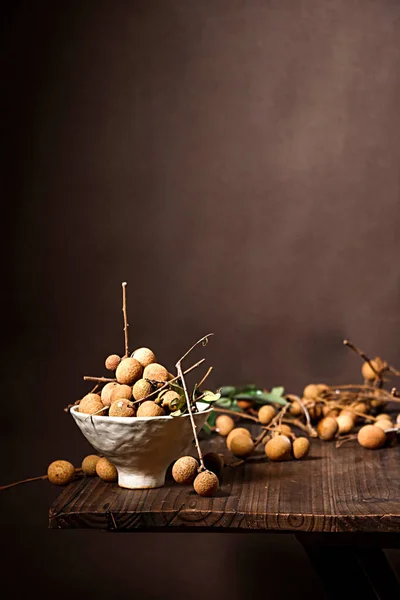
[286,394,318,437]
[177,333,214,365]
[343,339,382,382]
[176,361,205,471]
[213,407,259,423]
[122,282,129,357]
[83,376,116,383]
[0,468,83,491]
[131,359,206,405]
[197,366,213,390]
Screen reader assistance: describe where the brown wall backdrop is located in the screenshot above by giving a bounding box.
[3,1,400,598]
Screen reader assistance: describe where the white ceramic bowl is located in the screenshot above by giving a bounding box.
[70,402,212,489]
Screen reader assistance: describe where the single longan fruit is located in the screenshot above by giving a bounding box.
[47,460,75,485]
[132,379,153,401]
[193,470,219,497]
[215,415,235,436]
[357,425,386,449]
[336,414,355,434]
[81,455,101,476]
[226,427,252,450]
[317,416,338,441]
[316,383,329,394]
[265,435,292,461]
[105,354,121,371]
[362,358,383,381]
[203,452,224,477]
[230,434,255,457]
[374,419,393,432]
[116,357,143,385]
[132,347,157,368]
[137,400,166,417]
[353,401,369,415]
[274,424,292,436]
[303,384,319,399]
[101,382,118,406]
[293,437,310,459]
[96,457,118,482]
[376,413,392,421]
[236,400,253,410]
[143,363,169,384]
[172,456,199,484]
[79,394,106,415]
[289,401,302,416]
[258,405,276,425]
[322,405,340,418]
[160,390,182,412]
[109,399,136,417]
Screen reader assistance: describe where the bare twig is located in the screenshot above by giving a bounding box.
[343,339,383,384]
[197,367,213,390]
[177,333,213,365]
[213,407,259,422]
[0,469,83,491]
[286,394,317,437]
[83,376,116,383]
[176,361,205,471]
[122,282,129,357]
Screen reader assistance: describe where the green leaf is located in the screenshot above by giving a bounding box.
[201,391,221,403]
[215,397,233,408]
[219,386,237,397]
[207,410,217,427]
[170,408,186,417]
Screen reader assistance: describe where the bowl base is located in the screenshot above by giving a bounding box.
[117,470,166,489]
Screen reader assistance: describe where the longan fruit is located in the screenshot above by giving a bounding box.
[226,427,252,450]
[215,415,235,436]
[193,470,219,497]
[306,402,323,422]
[236,400,253,410]
[96,457,118,482]
[265,435,292,461]
[137,400,166,417]
[258,405,276,425]
[105,354,121,371]
[317,416,338,441]
[160,390,182,412]
[79,394,106,415]
[357,425,386,449]
[109,399,136,417]
[47,460,75,485]
[289,401,302,416]
[316,383,329,395]
[336,414,355,434]
[115,357,143,385]
[274,424,292,436]
[361,358,383,381]
[303,384,319,399]
[322,405,340,418]
[101,382,118,406]
[111,384,133,403]
[172,456,199,484]
[132,347,157,368]
[353,401,369,415]
[132,379,153,401]
[143,363,169,384]
[374,419,393,432]
[203,452,224,477]
[81,455,101,476]
[292,437,310,459]
[376,413,392,421]
[230,434,255,458]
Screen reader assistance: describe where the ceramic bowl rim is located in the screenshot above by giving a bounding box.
[70,402,214,424]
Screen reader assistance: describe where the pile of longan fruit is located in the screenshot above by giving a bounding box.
[47,455,118,486]
[77,348,184,418]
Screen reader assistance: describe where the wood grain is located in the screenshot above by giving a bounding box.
[49,431,400,533]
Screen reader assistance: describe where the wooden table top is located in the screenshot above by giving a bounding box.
[49,430,400,534]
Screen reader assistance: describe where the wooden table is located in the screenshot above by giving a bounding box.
[50,432,400,599]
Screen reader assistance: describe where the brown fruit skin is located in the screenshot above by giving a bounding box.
[317,416,339,441]
[79,394,106,415]
[47,460,75,485]
[361,358,383,381]
[115,357,143,385]
[274,424,292,436]
[143,363,169,384]
[193,470,219,497]
[109,399,136,417]
[215,415,235,436]
[374,419,393,432]
[258,405,276,425]
[293,437,310,459]
[322,406,340,418]
[289,401,302,416]
[376,413,392,421]
[265,436,292,461]
[303,384,319,399]
[96,457,118,482]
[160,390,182,412]
[132,379,153,401]
[101,382,118,406]
[105,354,121,371]
[226,427,252,450]
[305,401,323,422]
[357,425,386,449]
[132,347,157,368]
[336,414,355,434]
[102,383,133,406]
[236,400,253,410]
[230,434,255,457]
[353,401,369,415]
[81,455,101,476]
[172,456,199,484]
[137,400,165,417]
[203,452,224,477]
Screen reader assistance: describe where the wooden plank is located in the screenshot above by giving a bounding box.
[49,433,400,533]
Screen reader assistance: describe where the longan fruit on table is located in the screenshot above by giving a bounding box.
[172,456,199,484]
[81,455,101,476]
[230,434,255,458]
[317,416,338,441]
[226,427,252,450]
[336,414,355,434]
[96,457,118,482]
[258,405,276,425]
[47,460,75,485]
[292,437,310,459]
[193,470,219,497]
[265,435,292,461]
[357,425,386,449]
[215,415,235,436]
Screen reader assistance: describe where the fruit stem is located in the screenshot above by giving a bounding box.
[343,339,383,385]
[176,333,214,365]
[287,394,318,437]
[176,361,206,471]
[213,407,259,422]
[0,468,83,491]
[83,376,117,383]
[197,366,213,390]
[122,282,129,358]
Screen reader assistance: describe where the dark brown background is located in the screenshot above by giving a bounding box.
[3,1,400,598]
